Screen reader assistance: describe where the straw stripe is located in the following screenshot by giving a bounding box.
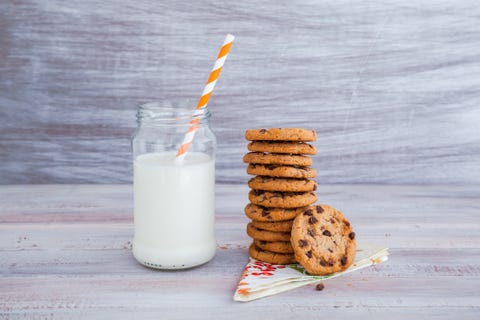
[176,34,235,161]
[212,56,227,71]
[217,42,233,59]
[196,92,212,109]
[192,108,205,117]
[208,68,222,83]
[201,80,217,97]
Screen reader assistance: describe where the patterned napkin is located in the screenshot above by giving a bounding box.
[234,244,389,302]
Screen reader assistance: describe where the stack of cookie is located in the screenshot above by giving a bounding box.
[243,128,319,265]
[242,129,357,274]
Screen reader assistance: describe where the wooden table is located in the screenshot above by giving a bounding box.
[1,184,479,319]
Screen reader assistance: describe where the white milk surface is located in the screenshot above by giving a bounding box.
[133,152,216,269]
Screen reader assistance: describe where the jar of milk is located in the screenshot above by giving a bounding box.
[132,102,216,269]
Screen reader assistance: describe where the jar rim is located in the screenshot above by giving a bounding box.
[137,102,211,125]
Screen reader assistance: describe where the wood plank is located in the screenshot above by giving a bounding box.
[1,222,479,251]
[1,184,479,221]
[1,184,479,250]
[1,308,479,320]
[1,276,479,319]
[1,0,480,184]
[1,247,480,277]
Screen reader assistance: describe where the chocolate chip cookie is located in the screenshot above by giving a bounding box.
[245,128,317,142]
[247,164,317,179]
[251,219,293,232]
[291,204,356,275]
[248,190,317,208]
[248,176,317,192]
[247,141,317,155]
[246,222,291,242]
[249,243,297,264]
[244,203,308,222]
[254,239,294,254]
[243,152,312,167]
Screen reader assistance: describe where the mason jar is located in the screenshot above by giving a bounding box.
[131,102,217,269]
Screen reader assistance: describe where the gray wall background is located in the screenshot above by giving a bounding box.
[1,0,479,185]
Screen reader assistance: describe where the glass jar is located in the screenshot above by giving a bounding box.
[131,102,217,269]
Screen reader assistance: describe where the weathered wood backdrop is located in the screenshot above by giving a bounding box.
[1,0,479,184]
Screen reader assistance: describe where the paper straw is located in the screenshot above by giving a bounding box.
[175,34,235,161]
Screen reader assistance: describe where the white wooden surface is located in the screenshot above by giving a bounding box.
[1,0,480,184]
[0,184,479,319]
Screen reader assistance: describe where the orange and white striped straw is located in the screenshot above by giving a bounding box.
[175,34,235,161]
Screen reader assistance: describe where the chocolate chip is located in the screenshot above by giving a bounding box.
[315,283,325,291]
[260,240,267,245]
[308,216,318,224]
[307,229,314,237]
[322,230,331,237]
[328,248,333,253]
[316,206,323,213]
[344,221,350,227]
[341,256,347,265]
[298,240,307,248]
[313,184,317,191]
[349,232,356,240]
[330,218,335,224]
[261,209,270,217]
[328,259,334,267]
[319,259,327,266]
[306,250,312,258]
[259,129,267,133]
[303,209,313,216]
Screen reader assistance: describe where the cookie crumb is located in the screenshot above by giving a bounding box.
[315,283,325,291]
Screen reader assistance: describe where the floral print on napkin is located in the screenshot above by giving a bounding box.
[234,244,389,302]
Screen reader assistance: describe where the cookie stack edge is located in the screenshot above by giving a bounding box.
[243,128,318,265]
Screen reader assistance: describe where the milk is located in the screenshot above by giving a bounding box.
[132,152,216,269]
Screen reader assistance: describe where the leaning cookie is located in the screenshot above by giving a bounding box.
[245,128,317,142]
[248,176,317,192]
[244,203,308,222]
[248,190,317,208]
[247,141,317,155]
[249,243,297,265]
[243,152,312,167]
[247,164,317,179]
[291,204,356,275]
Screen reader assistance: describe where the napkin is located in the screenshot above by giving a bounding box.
[234,244,389,302]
